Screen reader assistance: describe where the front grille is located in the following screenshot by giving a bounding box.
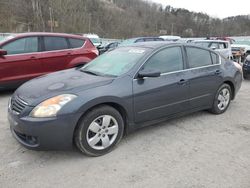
[11,96,28,114]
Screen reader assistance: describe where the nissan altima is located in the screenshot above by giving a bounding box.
[8,42,243,156]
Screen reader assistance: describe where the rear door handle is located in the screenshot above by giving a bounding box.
[178,79,188,85]
[30,56,36,59]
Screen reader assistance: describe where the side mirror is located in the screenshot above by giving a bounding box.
[138,69,161,78]
[0,49,7,56]
[211,47,216,50]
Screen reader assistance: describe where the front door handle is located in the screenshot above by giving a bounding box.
[215,70,222,75]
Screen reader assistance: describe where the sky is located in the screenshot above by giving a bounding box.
[151,0,250,18]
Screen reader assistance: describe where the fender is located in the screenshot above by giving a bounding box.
[77,96,133,120]
[66,57,92,68]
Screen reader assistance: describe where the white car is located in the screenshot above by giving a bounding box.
[193,40,232,59]
[159,35,181,41]
[231,40,250,56]
[83,33,102,47]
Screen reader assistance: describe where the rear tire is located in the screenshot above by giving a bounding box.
[74,105,124,156]
[209,84,232,114]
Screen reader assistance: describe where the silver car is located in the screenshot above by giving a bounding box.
[193,40,232,59]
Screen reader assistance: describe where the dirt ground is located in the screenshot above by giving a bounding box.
[0,80,250,188]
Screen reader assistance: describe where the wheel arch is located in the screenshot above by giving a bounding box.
[72,101,130,145]
[223,80,235,100]
[67,57,92,68]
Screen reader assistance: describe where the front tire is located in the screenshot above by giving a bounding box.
[74,105,124,156]
[209,84,232,114]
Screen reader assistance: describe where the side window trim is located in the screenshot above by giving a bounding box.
[133,46,222,80]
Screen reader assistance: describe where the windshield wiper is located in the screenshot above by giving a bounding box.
[80,69,99,76]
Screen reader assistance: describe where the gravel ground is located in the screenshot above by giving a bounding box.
[0,80,250,188]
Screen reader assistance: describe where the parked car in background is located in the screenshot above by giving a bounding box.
[177,38,194,43]
[0,33,15,42]
[193,40,232,59]
[98,41,120,54]
[0,32,98,90]
[83,33,102,47]
[8,42,242,156]
[243,55,250,79]
[119,37,164,46]
[231,40,250,62]
[159,35,181,41]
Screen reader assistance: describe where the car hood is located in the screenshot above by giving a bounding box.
[15,69,114,105]
[231,44,250,49]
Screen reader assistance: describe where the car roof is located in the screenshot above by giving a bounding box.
[119,41,218,54]
[128,37,163,40]
[194,39,229,43]
[10,32,87,39]
[119,41,190,49]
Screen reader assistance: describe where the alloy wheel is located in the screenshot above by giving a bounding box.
[217,88,230,111]
[86,115,119,150]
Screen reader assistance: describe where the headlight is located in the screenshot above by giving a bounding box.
[30,94,77,118]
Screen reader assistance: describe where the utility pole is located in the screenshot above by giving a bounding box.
[171,23,174,35]
[88,13,92,33]
[49,7,53,32]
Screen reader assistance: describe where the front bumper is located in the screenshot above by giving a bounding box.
[8,109,80,150]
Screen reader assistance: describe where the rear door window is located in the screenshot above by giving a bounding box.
[44,36,68,51]
[154,38,164,41]
[2,37,38,55]
[136,38,144,43]
[144,38,154,42]
[186,47,213,68]
[210,42,219,49]
[68,38,85,48]
[219,42,227,49]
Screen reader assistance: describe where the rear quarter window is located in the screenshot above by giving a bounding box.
[68,38,85,48]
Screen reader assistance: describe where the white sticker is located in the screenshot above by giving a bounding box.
[128,49,145,54]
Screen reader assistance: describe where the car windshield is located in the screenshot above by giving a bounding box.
[90,38,101,44]
[81,47,148,77]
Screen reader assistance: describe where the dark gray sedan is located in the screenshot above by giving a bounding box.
[8,42,243,156]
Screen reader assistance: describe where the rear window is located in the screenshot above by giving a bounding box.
[44,37,68,51]
[69,38,85,48]
[186,47,213,68]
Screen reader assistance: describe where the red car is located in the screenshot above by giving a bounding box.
[0,32,98,90]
